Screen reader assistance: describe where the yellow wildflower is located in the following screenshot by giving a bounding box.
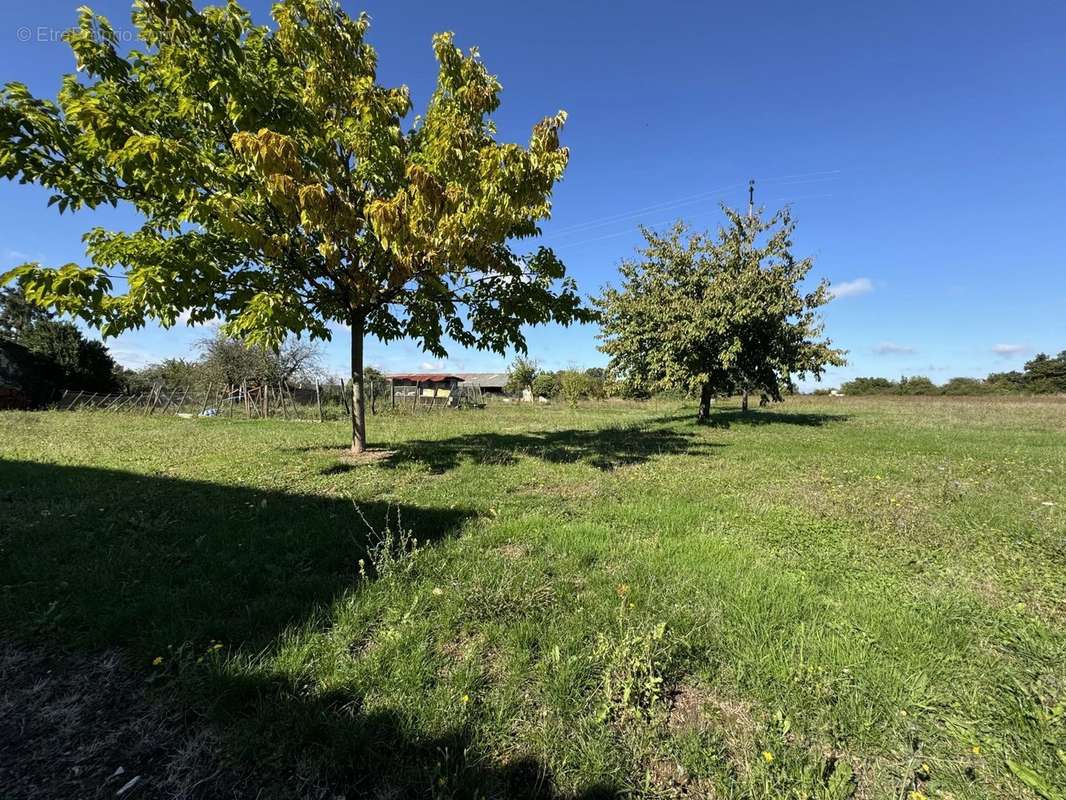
[909,792,927,800]
[972,745,981,755]
[761,751,774,763]
[432,587,443,596]
[152,656,163,666]
[461,694,470,704]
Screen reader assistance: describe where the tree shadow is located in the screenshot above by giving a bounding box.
[0,460,621,798]
[214,677,624,798]
[696,409,849,429]
[378,423,722,474]
[0,460,474,655]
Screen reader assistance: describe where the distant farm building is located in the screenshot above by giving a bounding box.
[452,372,509,396]
[389,373,462,406]
[387,372,509,408]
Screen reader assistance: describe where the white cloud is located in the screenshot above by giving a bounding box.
[109,347,157,368]
[177,309,222,328]
[992,343,1028,358]
[874,341,915,355]
[4,249,31,263]
[420,360,444,370]
[830,277,873,300]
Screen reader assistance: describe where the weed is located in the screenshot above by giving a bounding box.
[595,586,672,723]
[355,502,421,580]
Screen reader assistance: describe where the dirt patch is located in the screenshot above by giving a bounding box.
[338,447,396,464]
[665,682,757,779]
[438,630,486,662]
[666,683,752,737]
[645,756,721,798]
[0,642,257,799]
[666,683,714,734]
[496,542,529,560]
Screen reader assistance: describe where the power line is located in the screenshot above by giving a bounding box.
[546,169,841,240]
[547,182,746,237]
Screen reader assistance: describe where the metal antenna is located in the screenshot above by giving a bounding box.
[748,179,755,220]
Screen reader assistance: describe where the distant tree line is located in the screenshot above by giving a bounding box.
[830,353,1066,396]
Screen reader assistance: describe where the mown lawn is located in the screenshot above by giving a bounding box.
[1,397,1064,799]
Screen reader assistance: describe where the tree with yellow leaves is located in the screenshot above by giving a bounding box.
[0,0,589,451]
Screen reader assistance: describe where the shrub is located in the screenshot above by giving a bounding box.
[898,376,938,395]
[557,369,590,406]
[840,377,898,395]
[532,371,560,399]
[941,377,993,395]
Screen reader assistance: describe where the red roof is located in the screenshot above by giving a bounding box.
[389,373,463,382]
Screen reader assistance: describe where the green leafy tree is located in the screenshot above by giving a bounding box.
[941,376,992,395]
[1022,352,1066,394]
[596,208,845,420]
[986,369,1026,392]
[532,370,560,399]
[557,369,589,406]
[506,356,539,398]
[135,358,206,390]
[198,331,320,388]
[19,318,118,392]
[583,367,606,399]
[2,287,121,393]
[0,0,587,452]
[898,375,938,395]
[840,377,898,395]
[0,287,49,340]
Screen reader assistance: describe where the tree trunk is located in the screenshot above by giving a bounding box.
[350,316,367,454]
[697,383,713,421]
[741,389,749,412]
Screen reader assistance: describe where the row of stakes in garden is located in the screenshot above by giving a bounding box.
[54,378,460,419]
[57,380,354,421]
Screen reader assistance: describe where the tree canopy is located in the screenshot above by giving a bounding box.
[0,0,589,450]
[596,207,845,419]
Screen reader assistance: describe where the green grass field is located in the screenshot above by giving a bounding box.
[2,397,1064,799]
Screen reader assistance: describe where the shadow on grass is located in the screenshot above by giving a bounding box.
[214,678,623,798]
[378,423,722,474]
[696,409,849,429]
[0,460,472,655]
[0,460,620,798]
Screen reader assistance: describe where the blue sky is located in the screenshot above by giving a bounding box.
[2,0,1064,386]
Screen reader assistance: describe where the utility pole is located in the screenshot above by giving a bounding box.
[742,178,756,414]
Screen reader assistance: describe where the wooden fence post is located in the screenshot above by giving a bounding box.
[338,379,350,416]
[315,381,323,422]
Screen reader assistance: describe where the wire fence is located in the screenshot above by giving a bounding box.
[56,379,488,419]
